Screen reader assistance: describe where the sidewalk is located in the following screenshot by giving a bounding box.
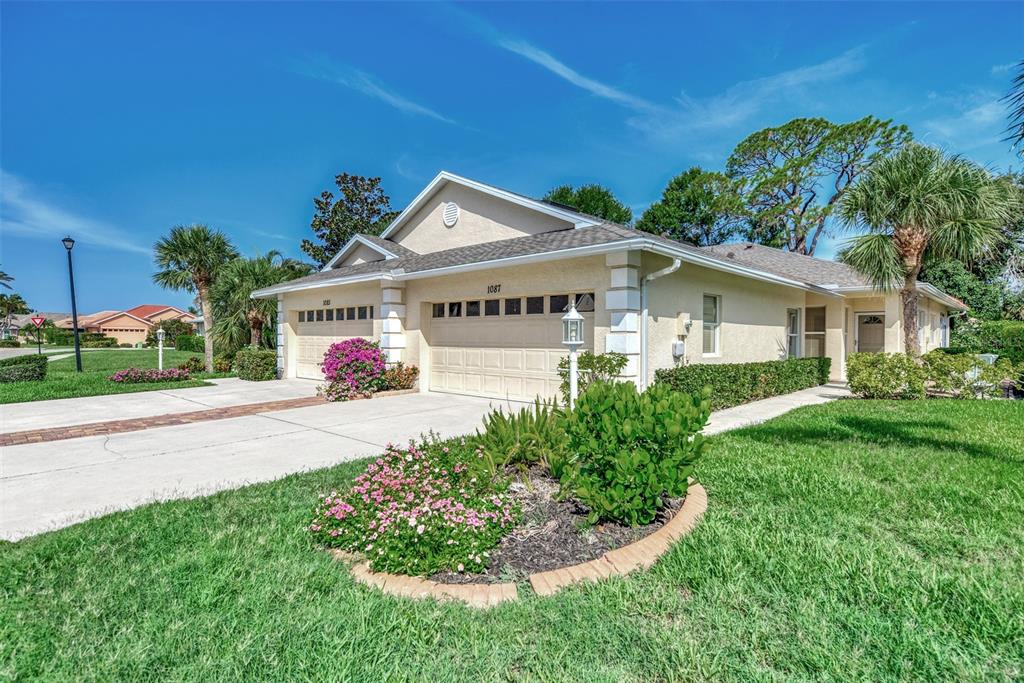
[704,383,851,435]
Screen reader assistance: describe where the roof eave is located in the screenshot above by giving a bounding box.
[321,234,401,272]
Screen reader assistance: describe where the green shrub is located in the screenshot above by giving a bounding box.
[177,356,205,374]
[654,357,831,411]
[176,334,203,352]
[146,319,193,347]
[951,319,1024,363]
[379,362,420,391]
[556,351,627,405]
[559,381,711,526]
[473,399,566,479]
[0,354,48,383]
[118,343,133,348]
[234,347,277,381]
[213,355,233,373]
[0,339,21,348]
[81,338,117,348]
[846,353,925,399]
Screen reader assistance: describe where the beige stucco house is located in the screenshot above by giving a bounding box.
[255,172,966,400]
[57,305,191,346]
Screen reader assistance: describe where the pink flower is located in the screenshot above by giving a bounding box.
[416,524,425,535]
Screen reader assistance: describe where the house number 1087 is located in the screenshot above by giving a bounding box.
[486,284,501,294]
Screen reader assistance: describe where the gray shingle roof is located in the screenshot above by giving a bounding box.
[701,242,870,288]
[356,234,418,258]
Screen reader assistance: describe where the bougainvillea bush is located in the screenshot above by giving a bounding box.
[309,437,519,575]
[319,338,387,401]
[108,367,190,383]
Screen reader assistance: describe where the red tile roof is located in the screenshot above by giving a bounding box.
[124,304,185,320]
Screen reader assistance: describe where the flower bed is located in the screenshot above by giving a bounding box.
[311,380,712,586]
[318,338,419,401]
[108,367,190,383]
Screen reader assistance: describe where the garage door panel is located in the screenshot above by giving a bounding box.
[429,313,592,402]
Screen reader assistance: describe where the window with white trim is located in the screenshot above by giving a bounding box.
[786,308,800,358]
[804,306,826,358]
[702,294,720,355]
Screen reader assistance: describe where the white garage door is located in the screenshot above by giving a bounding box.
[294,308,374,380]
[428,295,593,402]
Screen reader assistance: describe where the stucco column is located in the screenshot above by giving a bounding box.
[604,251,642,385]
[275,294,285,379]
[884,294,901,353]
[824,300,845,382]
[380,282,406,365]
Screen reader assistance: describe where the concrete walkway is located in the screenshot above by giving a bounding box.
[1,377,321,433]
[704,383,851,434]
[1,384,849,542]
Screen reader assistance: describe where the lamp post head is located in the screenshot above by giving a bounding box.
[156,328,166,342]
[561,303,585,349]
[62,236,75,251]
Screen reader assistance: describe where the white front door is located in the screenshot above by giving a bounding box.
[856,314,885,353]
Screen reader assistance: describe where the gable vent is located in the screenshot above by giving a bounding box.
[442,202,460,227]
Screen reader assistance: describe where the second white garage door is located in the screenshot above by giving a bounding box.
[428,311,592,402]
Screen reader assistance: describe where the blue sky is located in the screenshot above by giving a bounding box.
[2,1,1021,313]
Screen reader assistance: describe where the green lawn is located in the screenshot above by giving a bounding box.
[0,349,227,404]
[2,400,1022,680]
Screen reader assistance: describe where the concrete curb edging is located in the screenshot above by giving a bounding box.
[332,482,708,608]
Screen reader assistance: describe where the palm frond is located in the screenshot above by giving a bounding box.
[838,233,904,291]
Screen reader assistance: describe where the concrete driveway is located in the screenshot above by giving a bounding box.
[2,391,511,541]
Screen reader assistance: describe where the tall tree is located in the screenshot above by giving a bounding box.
[635,167,746,246]
[727,116,911,255]
[543,184,632,225]
[153,224,238,371]
[212,252,313,350]
[301,174,399,268]
[1004,59,1024,153]
[838,143,1019,356]
[0,293,29,338]
[0,268,12,290]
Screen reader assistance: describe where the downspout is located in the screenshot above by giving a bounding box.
[640,258,681,390]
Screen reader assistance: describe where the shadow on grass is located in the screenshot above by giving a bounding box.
[730,415,1017,464]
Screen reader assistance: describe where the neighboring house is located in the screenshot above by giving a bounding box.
[12,312,71,338]
[57,305,191,345]
[189,315,205,336]
[254,171,966,400]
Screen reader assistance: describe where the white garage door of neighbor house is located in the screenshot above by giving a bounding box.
[428,296,594,402]
[294,311,374,380]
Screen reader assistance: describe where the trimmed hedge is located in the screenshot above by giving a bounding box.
[0,354,48,383]
[654,357,832,411]
[0,339,21,348]
[235,347,277,381]
[176,334,204,352]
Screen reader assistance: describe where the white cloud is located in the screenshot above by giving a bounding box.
[921,90,1006,151]
[292,56,456,125]
[629,47,868,139]
[496,39,657,112]
[992,62,1018,75]
[0,171,151,256]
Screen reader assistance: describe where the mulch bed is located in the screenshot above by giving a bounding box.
[431,466,683,585]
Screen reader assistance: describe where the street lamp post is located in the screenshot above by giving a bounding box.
[561,302,585,409]
[156,327,165,370]
[62,236,83,372]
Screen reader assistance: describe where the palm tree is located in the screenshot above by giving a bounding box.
[153,224,238,371]
[211,251,312,350]
[0,268,13,290]
[839,143,1019,356]
[1005,59,1024,153]
[0,293,29,338]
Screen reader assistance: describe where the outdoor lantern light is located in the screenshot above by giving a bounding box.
[561,303,585,409]
[62,236,83,372]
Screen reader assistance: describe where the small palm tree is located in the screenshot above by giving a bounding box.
[839,143,1019,356]
[211,252,312,350]
[153,224,238,371]
[0,268,13,289]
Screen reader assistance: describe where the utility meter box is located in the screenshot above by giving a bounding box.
[671,340,686,357]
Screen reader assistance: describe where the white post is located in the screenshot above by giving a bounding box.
[569,347,579,409]
[157,328,165,370]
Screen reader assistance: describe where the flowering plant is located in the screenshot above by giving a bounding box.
[379,362,420,391]
[318,338,387,401]
[108,367,190,383]
[309,437,518,575]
